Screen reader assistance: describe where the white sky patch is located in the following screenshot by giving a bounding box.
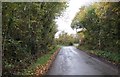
[55,0,95,38]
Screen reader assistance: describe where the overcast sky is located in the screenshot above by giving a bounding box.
[55,0,95,38]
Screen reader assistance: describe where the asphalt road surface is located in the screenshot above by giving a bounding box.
[47,46,118,75]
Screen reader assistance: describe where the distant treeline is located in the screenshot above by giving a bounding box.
[55,31,79,46]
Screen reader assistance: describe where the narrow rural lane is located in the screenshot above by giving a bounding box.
[47,46,118,75]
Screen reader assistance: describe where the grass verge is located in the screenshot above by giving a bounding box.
[78,45,120,65]
[23,46,60,75]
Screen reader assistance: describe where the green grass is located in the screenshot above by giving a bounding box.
[78,45,120,64]
[23,46,60,75]
[31,54,51,69]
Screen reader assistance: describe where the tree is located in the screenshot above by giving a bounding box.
[2,2,67,75]
[55,31,76,45]
[71,2,120,52]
